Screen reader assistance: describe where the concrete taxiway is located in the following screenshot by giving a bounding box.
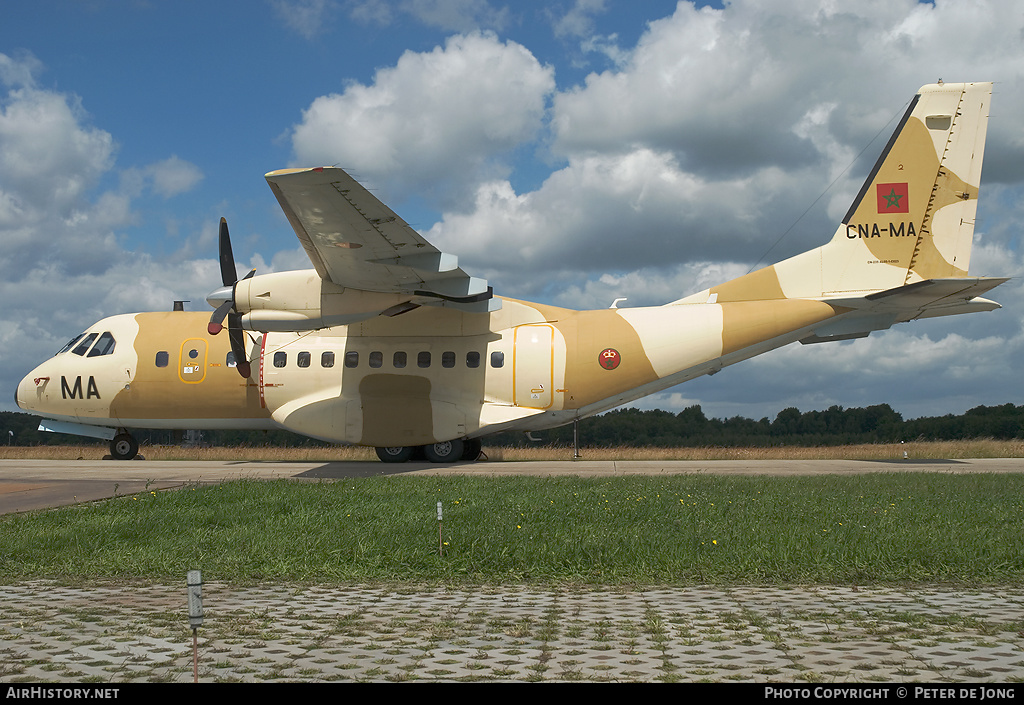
[2,457,1023,515]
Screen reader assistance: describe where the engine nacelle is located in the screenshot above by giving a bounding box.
[233,270,417,331]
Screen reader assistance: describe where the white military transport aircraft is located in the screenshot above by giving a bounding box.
[16,82,1007,462]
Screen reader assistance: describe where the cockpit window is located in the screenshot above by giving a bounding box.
[56,334,86,355]
[87,332,116,357]
[71,333,98,356]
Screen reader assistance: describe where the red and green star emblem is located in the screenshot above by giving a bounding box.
[876,183,909,213]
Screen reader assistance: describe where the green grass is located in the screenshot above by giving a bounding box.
[2,474,1022,585]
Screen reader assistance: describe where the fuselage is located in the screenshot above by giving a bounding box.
[16,295,841,446]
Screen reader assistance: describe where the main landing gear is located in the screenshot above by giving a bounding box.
[375,438,483,464]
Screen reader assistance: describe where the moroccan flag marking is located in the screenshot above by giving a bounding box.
[876,182,909,213]
[599,348,621,370]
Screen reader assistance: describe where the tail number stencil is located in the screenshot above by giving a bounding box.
[61,375,101,399]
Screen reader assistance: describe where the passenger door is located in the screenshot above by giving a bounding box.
[513,324,553,409]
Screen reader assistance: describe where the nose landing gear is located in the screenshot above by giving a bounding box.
[109,432,139,461]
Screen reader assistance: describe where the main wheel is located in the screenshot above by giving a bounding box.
[110,433,138,460]
[460,438,482,461]
[423,439,464,463]
[375,446,413,463]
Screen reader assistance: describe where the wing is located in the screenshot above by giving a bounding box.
[265,167,495,310]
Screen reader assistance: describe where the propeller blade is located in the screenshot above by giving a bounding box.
[209,217,253,377]
[219,217,237,287]
[208,300,233,335]
[227,312,251,378]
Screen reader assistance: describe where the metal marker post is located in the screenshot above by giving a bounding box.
[437,501,443,556]
[187,570,204,683]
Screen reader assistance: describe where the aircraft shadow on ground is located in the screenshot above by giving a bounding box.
[294,462,449,479]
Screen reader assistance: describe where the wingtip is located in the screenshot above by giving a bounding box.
[265,167,309,179]
[265,166,337,180]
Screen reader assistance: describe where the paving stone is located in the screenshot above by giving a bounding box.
[1,582,1023,682]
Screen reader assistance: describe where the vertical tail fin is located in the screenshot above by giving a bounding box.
[675,82,993,305]
[825,81,992,293]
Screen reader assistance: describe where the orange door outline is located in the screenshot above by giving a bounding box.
[178,338,208,384]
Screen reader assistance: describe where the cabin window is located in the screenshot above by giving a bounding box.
[56,334,85,355]
[490,351,504,368]
[87,332,116,357]
[369,351,383,368]
[274,351,287,368]
[321,351,335,368]
[393,351,407,368]
[417,351,431,368]
[345,351,359,368]
[156,351,169,367]
[71,333,98,356]
[467,351,480,368]
[297,351,310,368]
[442,351,455,368]
[226,351,237,368]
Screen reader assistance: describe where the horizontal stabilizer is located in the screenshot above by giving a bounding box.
[800,331,870,345]
[802,277,1007,345]
[829,277,1008,315]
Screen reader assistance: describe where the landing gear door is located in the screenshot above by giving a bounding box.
[513,324,553,409]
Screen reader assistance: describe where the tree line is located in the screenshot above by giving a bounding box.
[489,403,1024,448]
[3,402,1023,449]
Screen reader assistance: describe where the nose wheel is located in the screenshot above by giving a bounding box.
[110,433,139,461]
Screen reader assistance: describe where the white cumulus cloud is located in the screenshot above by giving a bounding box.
[288,31,555,207]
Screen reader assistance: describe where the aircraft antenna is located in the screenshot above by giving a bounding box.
[744,96,913,274]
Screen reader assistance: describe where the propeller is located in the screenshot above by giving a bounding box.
[207,218,254,378]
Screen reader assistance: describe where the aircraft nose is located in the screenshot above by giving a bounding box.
[16,365,51,412]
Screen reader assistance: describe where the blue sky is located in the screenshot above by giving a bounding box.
[2,0,1023,423]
